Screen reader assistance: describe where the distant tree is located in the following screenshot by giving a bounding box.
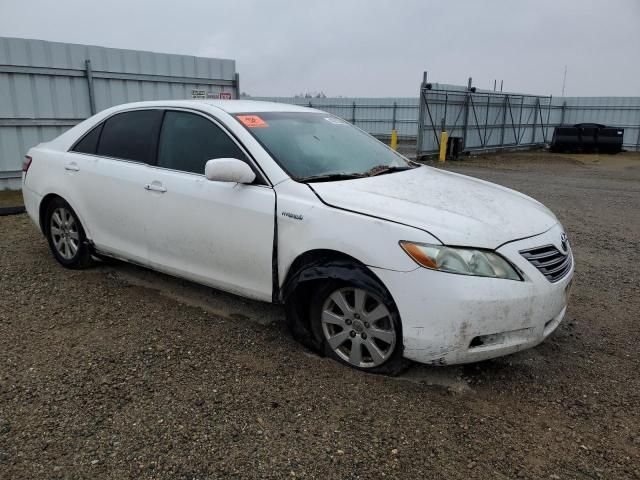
[294,91,329,98]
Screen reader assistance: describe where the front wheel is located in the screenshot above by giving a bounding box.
[310,281,408,374]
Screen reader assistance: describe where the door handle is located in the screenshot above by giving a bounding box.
[64,162,80,172]
[144,183,167,193]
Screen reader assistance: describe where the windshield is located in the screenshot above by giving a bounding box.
[235,112,412,180]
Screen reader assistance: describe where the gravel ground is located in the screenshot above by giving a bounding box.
[1,152,639,479]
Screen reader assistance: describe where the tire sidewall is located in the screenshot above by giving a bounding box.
[45,198,90,268]
[309,276,406,375]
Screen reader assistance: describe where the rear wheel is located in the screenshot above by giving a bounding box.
[310,281,407,374]
[45,198,93,269]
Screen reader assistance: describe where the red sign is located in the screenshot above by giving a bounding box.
[237,115,268,128]
[219,92,232,100]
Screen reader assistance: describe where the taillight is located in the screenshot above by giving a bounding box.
[22,155,32,173]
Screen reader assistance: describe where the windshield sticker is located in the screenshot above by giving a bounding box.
[325,117,347,125]
[237,115,268,128]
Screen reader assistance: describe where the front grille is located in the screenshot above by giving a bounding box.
[519,244,572,283]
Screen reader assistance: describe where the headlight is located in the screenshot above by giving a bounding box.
[399,241,521,280]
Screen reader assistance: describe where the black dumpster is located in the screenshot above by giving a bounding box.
[551,123,624,153]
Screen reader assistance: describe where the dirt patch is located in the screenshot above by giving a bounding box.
[0,189,24,207]
[1,152,639,479]
[423,150,640,170]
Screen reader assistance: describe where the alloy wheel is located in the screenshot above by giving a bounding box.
[321,287,396,368]
[50,207,79,260]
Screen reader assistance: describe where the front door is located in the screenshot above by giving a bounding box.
[143,110,275,301]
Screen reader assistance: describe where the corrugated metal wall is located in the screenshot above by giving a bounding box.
[417,93,640,156]
[254,97,420,139]
[0,37,237,189]
[255,93,640,156]
[2,38,638,190]
[560,97,640,151]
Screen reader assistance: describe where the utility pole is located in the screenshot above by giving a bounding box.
[561,65,567,97]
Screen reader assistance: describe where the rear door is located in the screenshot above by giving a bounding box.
[67,109,162,263]
[143,109,275,301]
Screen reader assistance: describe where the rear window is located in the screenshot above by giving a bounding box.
[96,110,163,163]
[72,123,103,155]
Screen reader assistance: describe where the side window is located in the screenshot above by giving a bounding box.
[72,123,103,155]
[97,110,163,163]
[157,111,247,175]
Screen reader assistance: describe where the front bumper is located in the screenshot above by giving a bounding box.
[372,224,574,365]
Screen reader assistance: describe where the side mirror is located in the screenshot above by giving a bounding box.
[204,158,256,184]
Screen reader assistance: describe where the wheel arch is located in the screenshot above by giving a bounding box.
[39,193,63,234]
[38,193,91,239]
[280,249,378,300]
[280,248,400,353]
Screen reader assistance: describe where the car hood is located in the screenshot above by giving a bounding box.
[310,166,557,249]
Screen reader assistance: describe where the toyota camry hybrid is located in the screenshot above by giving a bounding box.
[22,100,574,374]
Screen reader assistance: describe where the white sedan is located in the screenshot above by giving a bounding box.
[22,100,573,374]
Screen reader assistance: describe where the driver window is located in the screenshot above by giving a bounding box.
[157,111,247,174]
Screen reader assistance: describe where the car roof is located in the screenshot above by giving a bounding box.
[107,99,319,114]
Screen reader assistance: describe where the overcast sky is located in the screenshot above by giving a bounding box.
[1,0,639,97]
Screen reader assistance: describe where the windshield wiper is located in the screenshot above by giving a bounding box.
[297,164,417,183]
[297,172,366,183]
[365,165,415,177]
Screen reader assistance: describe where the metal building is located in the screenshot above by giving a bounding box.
[0,37,238,189]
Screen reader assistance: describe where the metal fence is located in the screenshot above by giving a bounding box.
[417,77,554,156]
[417,75,640,156]
[3,41,640,190]
[253,97,420,139]
[256,90,640,157]
[0,37,238,189]
[556,96,640,152]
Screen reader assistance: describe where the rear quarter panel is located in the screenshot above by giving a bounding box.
[23,144,93,239]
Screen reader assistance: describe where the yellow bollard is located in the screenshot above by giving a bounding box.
[390,129,398,151]
[438,131,449,162]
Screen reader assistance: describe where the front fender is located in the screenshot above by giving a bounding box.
[275,179,438,288]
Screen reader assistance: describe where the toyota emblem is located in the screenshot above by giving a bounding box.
[560,232,568,252]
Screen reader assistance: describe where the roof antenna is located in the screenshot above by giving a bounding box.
[561,65,567,97]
